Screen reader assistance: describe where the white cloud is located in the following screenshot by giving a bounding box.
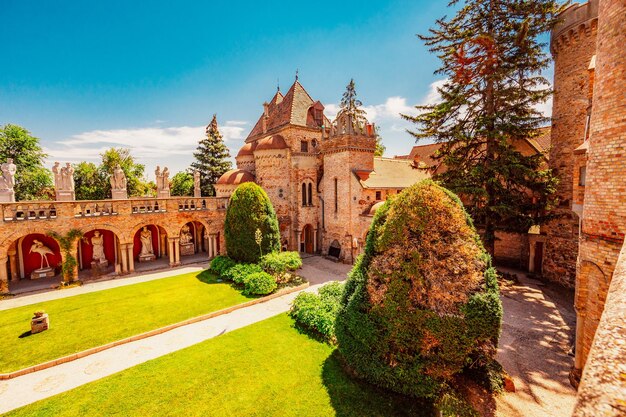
[43,121,248,175]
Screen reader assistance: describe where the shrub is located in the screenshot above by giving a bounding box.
[335,180,502,399]
[224,183,280,263]
[290,282,344,341]
[210,255,236,277]
[260,251,302,275]
[223,263,263,284]
[243,271,277,296]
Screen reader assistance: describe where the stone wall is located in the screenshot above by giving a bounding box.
[544,0,599,287]
[573,0,626,377]
[493,231,530,270]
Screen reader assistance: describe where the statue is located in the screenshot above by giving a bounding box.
[139,226,155,261]
[155,166,162,190]
[29,240,54,270]
[64,163,75,191]
[55,162,75,200]
[0,158,17,202]
[52,162,61,190]
[162,167,170,190]
[193,171,201,197]
[111,164,127,190]
[179,224,195,256]
[90,231,107,264]
[155,166,171,198]
[180,225,192,245]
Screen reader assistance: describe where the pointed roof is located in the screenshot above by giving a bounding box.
[246,80,331,142]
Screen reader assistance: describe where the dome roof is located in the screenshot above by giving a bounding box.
[236,141,257,157]
[255,135,288,151]
[368,201,385,216]
[216,169,256,185]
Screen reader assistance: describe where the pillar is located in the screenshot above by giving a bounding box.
[296,230,302,253]
[528,242,536,273]
[127,244,135,273]
[0,257,9,294]
[313,229,318,253]
[160,233,167,258]
[168,238,175,266]
[174,238,180,265]
[8,250,18,282]
[207,234,213,258]
[120,244,128,274]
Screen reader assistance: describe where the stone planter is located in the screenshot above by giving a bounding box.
[31,313,50,334]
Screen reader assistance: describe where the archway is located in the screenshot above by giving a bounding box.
[301,224,314,254]
[133,224,167,262]
[78,229,120,272]
[11,233,62,281]
[328,239,341,259]
[179,221,207,257]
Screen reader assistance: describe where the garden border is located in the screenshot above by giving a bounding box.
[0,282,309,380]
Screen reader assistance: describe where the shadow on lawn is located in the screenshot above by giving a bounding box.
[195,270,223,285]
[321,350,436,417]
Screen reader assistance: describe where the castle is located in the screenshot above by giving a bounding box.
[215,79,428,263]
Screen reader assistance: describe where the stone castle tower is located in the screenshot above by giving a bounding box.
[570,0,626,381]
[543,0,599,287]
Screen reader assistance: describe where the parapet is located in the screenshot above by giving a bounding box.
[550,0,598,54]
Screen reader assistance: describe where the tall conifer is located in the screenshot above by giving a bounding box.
[191,115,232,196]
[404,0,562,254]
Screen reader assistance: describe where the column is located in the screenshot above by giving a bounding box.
[207,234,214,259]
[160,233,167,258]
[174,238,181,265]
[313,229,318,253]
[127,244,135,273]
[70,246,79,281]
[168,238,175,266]
[296,230,302,253]
[0,257,9,294]
[8,250,18,282]
[120,244,128,274]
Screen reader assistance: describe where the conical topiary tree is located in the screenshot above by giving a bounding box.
[225,183,280,263]
[335,180,502,399]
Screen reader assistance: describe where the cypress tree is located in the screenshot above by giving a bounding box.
[404,0,562,255]
[191,114,232,196]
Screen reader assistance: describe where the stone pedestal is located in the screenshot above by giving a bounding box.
[31,313,49,334]
[157,190,170,199]
[0,189,15,203]
[56,190,75,201]
[30,267,55,280]
[91,260,109,268]
[138,254,156,262]
[111,189,128,200]
[194,188,201,198]
[180,243,195,256]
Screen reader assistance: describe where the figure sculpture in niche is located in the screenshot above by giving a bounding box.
[90,231,107,264]
[29,240,54,270]
[140,227,154,256]
[180,225,193,245]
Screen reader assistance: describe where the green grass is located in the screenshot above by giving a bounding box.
[0,270,252,373]
[6,314,434,417]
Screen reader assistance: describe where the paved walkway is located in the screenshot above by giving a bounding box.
[0,266,205,311]
[0,256,348,414]
[495,272,577,417]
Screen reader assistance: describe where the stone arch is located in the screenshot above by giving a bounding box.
[7,232,63,282]
[77,225,124,271]
[130,223,169,262]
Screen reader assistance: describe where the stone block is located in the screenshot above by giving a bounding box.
[31,313,49,334]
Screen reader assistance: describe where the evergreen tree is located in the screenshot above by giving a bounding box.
[374,126,386,157]
[338,79,368,130]
[191,115,232,196]
[404,0,561,254]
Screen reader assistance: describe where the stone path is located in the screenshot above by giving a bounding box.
[495,272,577,417]
[0,266,205,311]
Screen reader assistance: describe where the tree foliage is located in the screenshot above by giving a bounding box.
[190,115,232,197]
[170,171,194,196]
[404,0,561,253]
[224,183,280,263]
[0,124,53,200]
[374,125,386,157]
[100,148,149,197]
[335,180,502,399]
[74,162,108,201]
[47,229,83,283]
[337,79,368,129]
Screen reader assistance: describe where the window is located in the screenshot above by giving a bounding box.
[301,140,309,153]
[308,183,313,206]
[375,191,381,200]
[334,178,338,213]
[579,166,587,186]
[302,183,307,206]
[311,139,317,149]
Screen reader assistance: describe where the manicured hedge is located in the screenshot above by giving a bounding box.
[290,282,344,341]
[243,272,277,296]
[210,255,236,277]
[224,183,280,263]
[260,251,302,275]
[223,263,264,284]
[335,180,503,399]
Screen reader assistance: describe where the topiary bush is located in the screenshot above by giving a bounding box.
[243,271,277,296]
[225,183,280,263]
[210,255,236,277]
[223,263,264,284]
[290,282,344,341]
[260,251,302,275]
[335,180,502,399]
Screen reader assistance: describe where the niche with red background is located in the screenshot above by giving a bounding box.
[133,225,163,260]
[79,229,118,269]
[20,234,62,277]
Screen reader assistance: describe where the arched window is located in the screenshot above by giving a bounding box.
[308,183,313,206]
[302,183,307,206]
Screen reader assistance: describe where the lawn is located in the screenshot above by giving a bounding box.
[6,314,434,417]
[0,270,252,373]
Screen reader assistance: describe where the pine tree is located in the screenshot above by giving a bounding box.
[338,79,368,130]
[404,0,561,255]
[190,115,232,196]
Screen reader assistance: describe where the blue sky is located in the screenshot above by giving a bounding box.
[0,0,552,177]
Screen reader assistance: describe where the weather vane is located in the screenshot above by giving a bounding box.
[295,68,299,81]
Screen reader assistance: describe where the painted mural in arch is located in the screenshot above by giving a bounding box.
[133,225,166,261]
[18,234,62,279]
[79,229,118,270]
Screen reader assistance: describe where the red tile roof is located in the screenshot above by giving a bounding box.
[216,169,255,185]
